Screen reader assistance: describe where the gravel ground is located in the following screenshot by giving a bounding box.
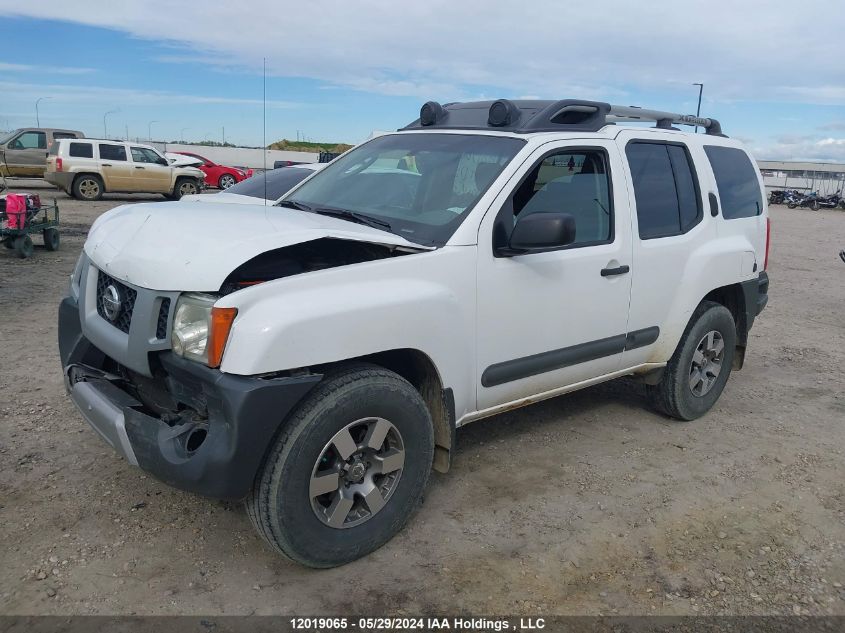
[1,182,844,616]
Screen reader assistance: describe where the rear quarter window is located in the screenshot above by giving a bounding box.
[704,146,763,219]
[69,142,94,158]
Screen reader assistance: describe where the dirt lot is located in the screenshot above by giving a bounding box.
[1,182,843,617]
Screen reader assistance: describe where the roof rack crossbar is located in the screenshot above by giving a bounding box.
[607,105,723,135]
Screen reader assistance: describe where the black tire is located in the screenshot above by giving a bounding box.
[43,227,60,251]
[168,177,199,200]
[218,173,236,189]
[2,239,13,249]
[13,235,34,259]
[811,200,820,211]
[72,174,103,201]
[247,364,434,568]
[646,301,736,421]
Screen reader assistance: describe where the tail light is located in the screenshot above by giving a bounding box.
[763,217,771,271]
[56,157,63,172]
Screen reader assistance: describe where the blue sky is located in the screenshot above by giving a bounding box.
[1,1,844,161]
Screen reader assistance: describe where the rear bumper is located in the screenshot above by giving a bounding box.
[59,295,322,500]
[740,271,769,338]
[44,171,74,192]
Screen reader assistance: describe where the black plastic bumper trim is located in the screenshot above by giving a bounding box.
[59,293,323,500]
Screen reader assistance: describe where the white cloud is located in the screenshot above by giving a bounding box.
[0,61,96,75]
[0,80,303,109]
[1,0,843,105]
[752,136,845,162]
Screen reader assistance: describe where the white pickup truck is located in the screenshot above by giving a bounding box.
[59,99,769,567]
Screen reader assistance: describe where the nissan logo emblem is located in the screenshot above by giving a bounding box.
[101,284,122,322]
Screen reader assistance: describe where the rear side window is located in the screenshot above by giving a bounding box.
[626,142,702,239]
[704,146,763,219]
[99,144,127,161]
[69,142,93,158]
[53,132,77,140]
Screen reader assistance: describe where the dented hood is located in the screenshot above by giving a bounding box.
[84,201,430,291]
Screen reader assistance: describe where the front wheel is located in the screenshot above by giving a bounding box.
[168,178,199,200]
[247,364,434,568]
[218,174,236,189]
[647,301,736,421]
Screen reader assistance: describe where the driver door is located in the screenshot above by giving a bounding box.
[475,141,634,410]
[130,147,173,193]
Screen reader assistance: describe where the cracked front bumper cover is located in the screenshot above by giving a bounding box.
[59,295,322,500]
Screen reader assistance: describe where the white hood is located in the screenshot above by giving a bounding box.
[180,192,268,205]
[166,152,204,167]
[84,201,430,291]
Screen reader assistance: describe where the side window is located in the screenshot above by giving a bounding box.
[704,146,763,219]
[503,149,612,247]
[130,147,162,163]
[99,144,127,161]
[626,142,701,240]
[12,131,47,150]
[69,142,94,158]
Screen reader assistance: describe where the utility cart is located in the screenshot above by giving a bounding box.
[0,195,60,259]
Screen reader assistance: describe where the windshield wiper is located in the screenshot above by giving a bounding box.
[277,199,312,211]
[310,207,393,232]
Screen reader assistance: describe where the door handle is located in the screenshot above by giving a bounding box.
[102,164,112,167]
[601,264,630,277]
[135,166,145,169]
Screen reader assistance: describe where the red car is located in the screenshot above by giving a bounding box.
[174,152,253,189]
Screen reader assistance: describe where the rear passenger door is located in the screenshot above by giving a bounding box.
[616,132,712,367]
[97,143,132,191]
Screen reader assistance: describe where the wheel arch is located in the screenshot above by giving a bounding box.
[73,171,106,192]
[316,348,455,474]
[702,282,749,369]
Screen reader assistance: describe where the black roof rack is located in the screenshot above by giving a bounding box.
[402,99,725,137]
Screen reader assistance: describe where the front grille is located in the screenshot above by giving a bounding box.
[96,271,137,334]
[156,298,171,340]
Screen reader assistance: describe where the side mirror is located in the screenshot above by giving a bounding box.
[158,158,169,166]
[506,212,576,254]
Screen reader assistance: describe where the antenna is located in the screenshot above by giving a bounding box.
[263,57,267,206]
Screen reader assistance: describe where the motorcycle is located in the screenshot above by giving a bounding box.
[815,190,841,209]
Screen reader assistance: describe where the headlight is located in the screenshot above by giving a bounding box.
[171,294,238,367]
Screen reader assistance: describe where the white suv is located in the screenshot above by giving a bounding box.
[59,99,769,567]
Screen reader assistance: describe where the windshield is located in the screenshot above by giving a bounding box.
[226,167,316,199]
[283,133,525,245]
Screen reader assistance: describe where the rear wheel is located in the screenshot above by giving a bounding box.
[72,175,103,201]
[43,227,60,251]
[247,364,434,568]
[218,173,236,189]
[647,301,736,421]
[13,235,34,259]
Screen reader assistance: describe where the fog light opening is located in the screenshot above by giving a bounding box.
[185,427,208,454]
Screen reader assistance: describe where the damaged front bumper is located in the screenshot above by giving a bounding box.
[59,295,321,500]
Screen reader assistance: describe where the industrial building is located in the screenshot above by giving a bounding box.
[758,160,845,195]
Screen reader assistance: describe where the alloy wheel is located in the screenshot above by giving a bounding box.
[309,417,405,529]
[80,179,100,199]
[689,330,725,396]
